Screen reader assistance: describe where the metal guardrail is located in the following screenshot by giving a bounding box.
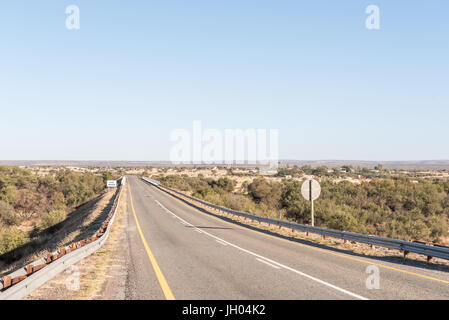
[0,180,124,300]
[142,177,449,262]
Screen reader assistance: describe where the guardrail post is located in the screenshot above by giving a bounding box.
[2,276,11,289]
[25,264,34,275]
[427,256,433,262]
[403,250,409,259]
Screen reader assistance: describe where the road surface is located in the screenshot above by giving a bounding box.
[124,176,449,300]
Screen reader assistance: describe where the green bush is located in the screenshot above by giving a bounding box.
[404,219,431,241]
[151,173,449,243]
[0,229,28,255]
[428,215,448,239]
[0,200,21,226]
[0,185,17,204]
[102,171,113,184]
[325,210,360,232]
[39,209,67,230]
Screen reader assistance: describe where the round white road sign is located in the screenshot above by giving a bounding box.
[301,179,321,201]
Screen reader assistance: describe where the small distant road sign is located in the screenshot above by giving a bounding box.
[106,180,117,188]
[301,179,321,226]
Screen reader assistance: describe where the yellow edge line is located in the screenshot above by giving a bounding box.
[157,186,449,286]
[128,184,175,300]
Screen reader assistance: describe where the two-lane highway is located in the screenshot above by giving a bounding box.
[123,176,449,300]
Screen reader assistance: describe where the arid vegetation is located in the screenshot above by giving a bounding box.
[0,166,108,255]
[152,172,449,244]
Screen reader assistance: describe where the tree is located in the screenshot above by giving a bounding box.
[247,178,271,203]
[102,171,113,184]
[374,164,383,171]
[312,166,328,177]
[213,178,236,193]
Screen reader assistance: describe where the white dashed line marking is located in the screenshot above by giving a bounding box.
[152,199,368,300]
[215,239,228,246]
[256,258,281,269]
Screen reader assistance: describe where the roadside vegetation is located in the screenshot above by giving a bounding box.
[152,170,449,244]
[0,166,107,256]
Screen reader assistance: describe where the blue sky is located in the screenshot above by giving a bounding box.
[0,1,448,161]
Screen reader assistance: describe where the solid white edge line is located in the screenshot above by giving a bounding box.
[153,193,369,300]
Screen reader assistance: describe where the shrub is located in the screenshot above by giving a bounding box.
[404,219,431,241]
[152,173,449,243]
[39,209,67,230]
[248,178,271,202]
[428,215,448,240]
[0,185,17,204]
[325,210,360,232]
[0,229,28,255]
[0,201,21,226]
[102,171,113,184]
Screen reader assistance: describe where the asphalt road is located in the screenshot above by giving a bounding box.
[124,175,449,300]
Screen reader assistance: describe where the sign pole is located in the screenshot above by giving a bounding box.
[301,178,320,228]
[311,199,314,227]
[309,179,314,226]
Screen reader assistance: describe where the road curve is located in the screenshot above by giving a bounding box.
[123,175,449,300]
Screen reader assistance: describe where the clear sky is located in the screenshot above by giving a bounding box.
[0,1,448,161]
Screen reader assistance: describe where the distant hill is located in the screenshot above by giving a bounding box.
[1,160,449,171]
[0,160,173,168]
[278,160,449,171]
